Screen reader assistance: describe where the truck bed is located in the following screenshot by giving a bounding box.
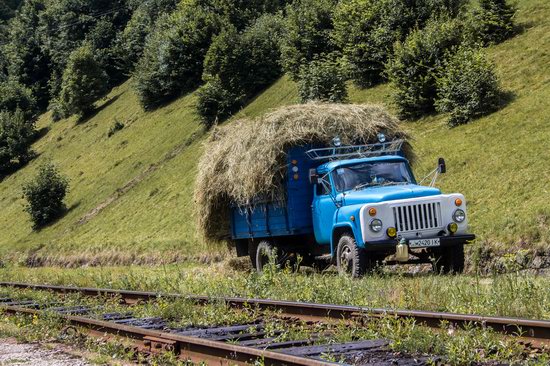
[230,147,315,240]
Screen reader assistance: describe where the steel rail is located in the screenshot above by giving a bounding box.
[1,281,549,345]
[0,304,336,366]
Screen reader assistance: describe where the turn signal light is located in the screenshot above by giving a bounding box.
[448,222,458,234]
[387,227,397,238]
[368,208,377,216]
[455,198,463,207]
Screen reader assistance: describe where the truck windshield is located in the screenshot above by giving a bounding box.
[332,161,413,192]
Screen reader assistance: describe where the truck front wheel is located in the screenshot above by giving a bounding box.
[336,234,369,278]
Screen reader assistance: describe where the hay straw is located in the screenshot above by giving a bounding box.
[195,103,413,241]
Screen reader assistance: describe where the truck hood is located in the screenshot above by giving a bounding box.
[341,184,441,205]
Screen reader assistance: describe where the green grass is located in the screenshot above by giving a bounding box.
[0,0,548,264]
[1,264,549,365]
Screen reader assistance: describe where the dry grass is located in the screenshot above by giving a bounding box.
[195,103,412,241]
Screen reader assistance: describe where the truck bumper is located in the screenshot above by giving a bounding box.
[363,234,475,252]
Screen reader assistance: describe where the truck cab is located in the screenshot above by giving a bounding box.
[231,138,475,277]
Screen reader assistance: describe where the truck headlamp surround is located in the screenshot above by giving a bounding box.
[453,209,466,223]
[370,219,383,232]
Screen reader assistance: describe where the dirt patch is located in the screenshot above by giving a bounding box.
[0,339,90,366]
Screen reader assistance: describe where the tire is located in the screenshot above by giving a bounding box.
[336,233,369,278]
[432,244,465,274]
[255,240,277,273]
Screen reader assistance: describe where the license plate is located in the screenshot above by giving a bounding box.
[409,238,440,248]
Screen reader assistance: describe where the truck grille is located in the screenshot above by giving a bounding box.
[392,202,442,233]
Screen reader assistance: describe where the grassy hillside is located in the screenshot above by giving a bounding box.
[0,0,548,266]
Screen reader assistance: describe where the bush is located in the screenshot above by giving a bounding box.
[196,78,241,127]
[0,80,38,120]
[386,18,463,119]
[281,0,337,80]
[333,0,467,87]
[133,5,220,110]
[198,14,285,126]
[435,46,502,126]
[0,109,36,173]
[58,44,108,118]
[108,118,125,137]
[298,55,348,103]
[470,0,516,45]
[23,162,68,229]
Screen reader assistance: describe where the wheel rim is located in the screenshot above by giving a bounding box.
[339,244,353,273]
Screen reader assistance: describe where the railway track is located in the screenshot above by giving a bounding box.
[0,282,549,365]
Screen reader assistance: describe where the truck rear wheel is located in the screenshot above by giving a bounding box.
[432,244,465,274]
[336,234,369,278]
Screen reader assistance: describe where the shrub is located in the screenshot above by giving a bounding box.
[196,78,241,128]
[386,18,463,119]
[280,0,337,80]
[23,162,68,229]
[108,118,125,137]
[298,55,348,103]
[58,44,108,118]
[333,0,467,87]
[0,109,36,173]
[133,5,220,110]
[470,0,516,45]
[436,46,502,126]
[0,80,38,120]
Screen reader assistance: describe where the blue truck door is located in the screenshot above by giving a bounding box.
[312,180,337,245]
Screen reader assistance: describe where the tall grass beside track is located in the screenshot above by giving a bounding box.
[0,0,548,265]
[0,263,548,320]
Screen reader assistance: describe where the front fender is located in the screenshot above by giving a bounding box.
[331,205,365,254]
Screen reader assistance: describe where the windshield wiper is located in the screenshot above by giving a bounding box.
[353,182,379,191]
[353,181,408,191]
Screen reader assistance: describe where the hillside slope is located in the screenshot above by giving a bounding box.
[0,0,548,266]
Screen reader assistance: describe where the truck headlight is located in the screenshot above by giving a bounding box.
[453,209,466,223]
[370,219,383,232]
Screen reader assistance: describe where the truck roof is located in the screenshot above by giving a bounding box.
[317,155,409,174]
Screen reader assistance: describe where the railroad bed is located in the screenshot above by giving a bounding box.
[0,282,549,365]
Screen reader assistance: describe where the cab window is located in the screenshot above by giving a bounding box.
[316,174,332,196]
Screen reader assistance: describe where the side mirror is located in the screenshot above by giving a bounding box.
[308,168,318,184]
[438,158,446,174]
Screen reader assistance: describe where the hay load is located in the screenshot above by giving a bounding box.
[195,103,413,241]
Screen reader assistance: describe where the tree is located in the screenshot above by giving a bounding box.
[280,0,338,80]
[38,0,130,98]
[0,80,38,120]
[0,109,36,174]
[333,0,467,87]
[297,55,348,103]
[386,18,463,119]
[4,0,50,110]
[58,44,108,117]
[436,45,503,126]
[133,4,220,110]
[197,14,285,126]
[196,78,240,128]
[23,162,69,229]
[116,0,178,73]
[470,0,516,45]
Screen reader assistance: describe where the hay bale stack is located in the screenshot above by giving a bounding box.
[195,103,413,241]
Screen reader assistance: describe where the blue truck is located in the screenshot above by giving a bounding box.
[231,136,475,277]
